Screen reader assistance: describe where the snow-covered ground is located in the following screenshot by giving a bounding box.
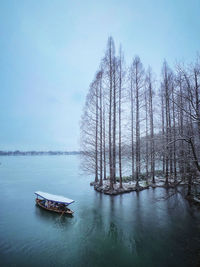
[91,175,192,195]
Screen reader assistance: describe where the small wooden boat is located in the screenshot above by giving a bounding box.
[35,191,74,216]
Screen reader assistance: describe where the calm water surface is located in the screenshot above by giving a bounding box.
[0,156,200,267]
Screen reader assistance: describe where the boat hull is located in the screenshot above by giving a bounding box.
[36,199,74,215]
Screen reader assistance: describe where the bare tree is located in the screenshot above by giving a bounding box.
[162,61,172,185]
[130,56,144,187]
[81,38,200,198]
[144,86,149,181]
[98,71,103,186]
[171,80,177,181]
[146,68,155,183]
[129,63,135,181]
[80,78,99,180]
[118,46,124,188]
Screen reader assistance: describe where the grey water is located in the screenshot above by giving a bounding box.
[0,156,200,267]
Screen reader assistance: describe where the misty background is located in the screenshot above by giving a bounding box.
[0,0,199,151]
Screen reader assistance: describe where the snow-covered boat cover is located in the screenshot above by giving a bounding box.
[34,191,74,205]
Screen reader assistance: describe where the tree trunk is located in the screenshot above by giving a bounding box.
[145,90,149,182]
[95,82,99,183]
[161,94,165,176]
[113,58,116,184]
[99,72,103,186]
[108,38,113,190]
[148,70,155,183]
[164,63,169,185]
[103,98,106,180]
[172,83,177,181]
[135,62,140,187]
[119,48,123,188]
[130,77,135,180]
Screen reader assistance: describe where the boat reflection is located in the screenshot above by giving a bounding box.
[34,204,73,227]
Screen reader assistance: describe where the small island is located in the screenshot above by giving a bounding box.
[81,37,200,203]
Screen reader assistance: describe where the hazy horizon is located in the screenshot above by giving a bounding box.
[1,0,199,150]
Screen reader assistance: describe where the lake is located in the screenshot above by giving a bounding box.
[0,155,200,267]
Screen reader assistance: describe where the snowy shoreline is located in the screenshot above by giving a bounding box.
[90,177,199,198]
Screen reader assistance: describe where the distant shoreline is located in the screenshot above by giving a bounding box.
[0,151,80,156]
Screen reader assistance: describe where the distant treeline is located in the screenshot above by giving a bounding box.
[0,151,80,156]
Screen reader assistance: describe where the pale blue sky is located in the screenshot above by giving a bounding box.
[0,0,199,150]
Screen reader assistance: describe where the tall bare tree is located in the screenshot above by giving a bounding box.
[118,46,124,188]
[130,56,144,187]
[146,68,155,183]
